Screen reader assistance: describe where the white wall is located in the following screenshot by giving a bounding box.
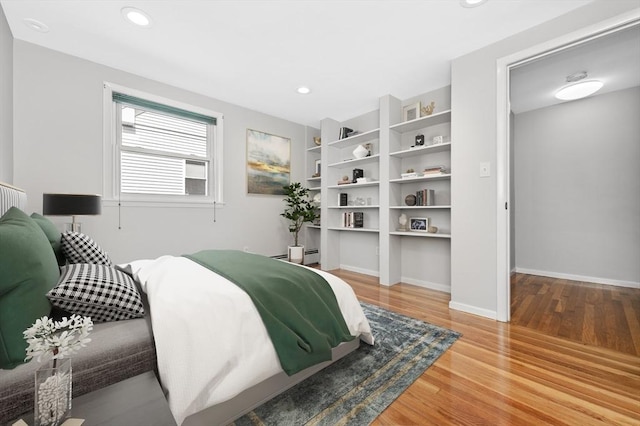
[450,1,640,318]
[0,5,12,184]
[514,87,640,287]
[13,40,313,263]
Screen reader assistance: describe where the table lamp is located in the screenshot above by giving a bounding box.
[43,193,102,233]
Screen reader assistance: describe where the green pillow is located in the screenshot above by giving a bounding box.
[0,207,60,369]
[30,212,66,266]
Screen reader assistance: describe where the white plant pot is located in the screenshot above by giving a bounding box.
[288,246,304,264]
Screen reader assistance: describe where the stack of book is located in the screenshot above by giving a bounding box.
[423,165,448,176]
[415,189,435,206]
[342,211,364,228]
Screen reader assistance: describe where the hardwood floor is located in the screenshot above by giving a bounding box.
[511,273,640,356]
[329,269,640,426]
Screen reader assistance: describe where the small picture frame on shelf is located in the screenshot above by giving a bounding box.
[403,102,421,122]
[315,159,321,175]
[409,217,429,232]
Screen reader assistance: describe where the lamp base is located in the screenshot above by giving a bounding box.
[64,222,82,233]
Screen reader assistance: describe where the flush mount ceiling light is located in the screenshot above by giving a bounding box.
[296,86,311,95]
[23,18,49,33]
[460,0,488,8]
[121,7,152,27]
[555,71,603,101]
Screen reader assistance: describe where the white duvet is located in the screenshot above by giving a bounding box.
[120,255,373,426]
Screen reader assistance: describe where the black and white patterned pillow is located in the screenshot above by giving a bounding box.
[61,231,112,266]
[47,264,145,322]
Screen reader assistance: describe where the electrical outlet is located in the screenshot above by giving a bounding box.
[480,162,491,177]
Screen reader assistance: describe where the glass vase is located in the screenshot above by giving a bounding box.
[34,358,72,426]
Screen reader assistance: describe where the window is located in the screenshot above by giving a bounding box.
[103,83,223,204]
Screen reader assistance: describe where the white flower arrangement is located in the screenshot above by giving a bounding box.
[24,315,93,425]
[24,315,94,363]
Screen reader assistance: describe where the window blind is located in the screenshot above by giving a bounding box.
[112,92,216,125]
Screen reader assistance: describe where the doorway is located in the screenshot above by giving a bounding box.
[495,11,640,324]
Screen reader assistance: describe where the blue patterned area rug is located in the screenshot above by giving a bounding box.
[234,302,461,426]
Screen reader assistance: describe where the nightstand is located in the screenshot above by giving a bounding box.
[11,371,176,426]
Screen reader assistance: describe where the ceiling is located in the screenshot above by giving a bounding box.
[1,0,597,126]
[511,23,640,114]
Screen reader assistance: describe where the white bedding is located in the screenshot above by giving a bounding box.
[121,255,373,426]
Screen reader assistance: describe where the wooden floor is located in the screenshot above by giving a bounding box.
[329,269,640,426]
[511,273,640,356]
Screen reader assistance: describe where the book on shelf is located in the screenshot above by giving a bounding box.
[416,189,435,206]
[423,165,448,176]
[341,211,364,228]
[339,193,348,206]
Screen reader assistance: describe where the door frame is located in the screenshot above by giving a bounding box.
[495,10,640,323]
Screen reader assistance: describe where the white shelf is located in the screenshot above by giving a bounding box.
[306,176,321,181]
[390,231,451,239]
[390,142,451,158]
[328,154,380,168]
[389,205,451,209]
[327,181,379,189]
[327,227,379,233]
[327,128,380,149]
[309,93,452,285]
[306,225,321,229]
[389,173,451,183]
[328,205,380,209]
[308,186,321,191]
[389,110,452,134]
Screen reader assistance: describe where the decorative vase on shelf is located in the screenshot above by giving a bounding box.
[34,358,72,426]
[352,144,369,159]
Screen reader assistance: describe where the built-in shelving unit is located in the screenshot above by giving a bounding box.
[309,91,452,289]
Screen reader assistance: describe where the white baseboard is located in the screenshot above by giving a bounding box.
[401,276,451,293]
[515,267,640,289]
[339,264,380,278]
[449,301,497,320]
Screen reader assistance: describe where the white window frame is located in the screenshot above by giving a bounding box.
[103,82,224,207]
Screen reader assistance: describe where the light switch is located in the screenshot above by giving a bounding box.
[480,162,490,177]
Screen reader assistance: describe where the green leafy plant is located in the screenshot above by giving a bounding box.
[281,182,318,247]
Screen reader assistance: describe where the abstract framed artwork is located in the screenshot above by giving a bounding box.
[247,129,291,195]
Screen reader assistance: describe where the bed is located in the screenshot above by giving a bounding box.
[0,181,373,426]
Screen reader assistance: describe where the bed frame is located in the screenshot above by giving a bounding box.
[1,181,362,425]
[184,339,360,425]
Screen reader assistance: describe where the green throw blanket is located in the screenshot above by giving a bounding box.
[184,250,354,375]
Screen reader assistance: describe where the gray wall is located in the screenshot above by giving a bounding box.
[13,40,311,263]
[450,1,640,317]
[0,6,12,184]
[514,87,640,286]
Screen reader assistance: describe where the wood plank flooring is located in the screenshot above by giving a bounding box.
[511,273,640,356]
[328,269,640,426]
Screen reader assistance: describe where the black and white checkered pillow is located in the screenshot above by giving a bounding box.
[47,264,145,322]
[61,231,112,266]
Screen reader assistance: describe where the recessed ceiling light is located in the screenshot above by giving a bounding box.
[23,18,49,33]
[121,7,152,27]
[460,0,488,8]
[555,80,603,101]
[297,87,311,95]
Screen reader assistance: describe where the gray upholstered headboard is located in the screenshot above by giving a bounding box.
[0,182,27,215]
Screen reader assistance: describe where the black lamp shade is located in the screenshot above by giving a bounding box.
[43,194,102,216]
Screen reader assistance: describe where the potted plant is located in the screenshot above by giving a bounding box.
[281,182,318,264]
